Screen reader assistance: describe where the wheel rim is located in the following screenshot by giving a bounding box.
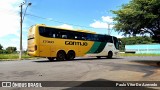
[108,52,112,58]
[57,51,65,60]
[59,53,64,59]
[70,53,74,59]
[68,52,75,59]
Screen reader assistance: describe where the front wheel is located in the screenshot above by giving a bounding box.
[56,51,66,60]
[107,51,113,59]
[97,56,101,59]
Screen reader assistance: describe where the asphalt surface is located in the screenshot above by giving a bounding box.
[0,56,160,90]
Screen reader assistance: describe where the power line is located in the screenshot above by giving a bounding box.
[25,13,94,29]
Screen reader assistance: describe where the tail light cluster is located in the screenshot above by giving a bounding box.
[34,45,37,51]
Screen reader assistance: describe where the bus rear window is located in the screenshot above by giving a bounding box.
[39,27,50,37]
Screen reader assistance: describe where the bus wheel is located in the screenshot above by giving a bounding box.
[107,51,113,59]
[56,50,66,60]
[66,51,75,60]
[47,57,55,62]
[97,56,101,59]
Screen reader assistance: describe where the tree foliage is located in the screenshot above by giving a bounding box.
[0,44,18,54]
[119,36,153,51]
[6,47,17,53]
[0,44,3,50]
[113,0,160,42]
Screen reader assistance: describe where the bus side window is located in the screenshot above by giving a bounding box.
[59,30,68,39]
[74,32,81,40]
[67,31,75,39]
[62,35,67,39]
[52,34,56,38]
[93,35,98,41]
[43,27,50,37]
[50,28,57,38]
[98,35,105,42]
[39,27,45,36]
[81,33,87,40]
[56,31,61,38]
[86,34,92,40]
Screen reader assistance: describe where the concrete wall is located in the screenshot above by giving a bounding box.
[125,44,160,54]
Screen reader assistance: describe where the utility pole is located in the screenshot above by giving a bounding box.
[108,23,110,35]
[19,1,31,60]
[19,3,24,60]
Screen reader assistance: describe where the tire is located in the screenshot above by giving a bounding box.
[47,57,55,62]
[66,51,75,60]
[56,51,66,60]
[97,56,101,59]
[107,51,113,59]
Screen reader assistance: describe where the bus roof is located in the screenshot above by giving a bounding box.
[34,24,96,34]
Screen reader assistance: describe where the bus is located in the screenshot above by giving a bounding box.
[27,24,120,61]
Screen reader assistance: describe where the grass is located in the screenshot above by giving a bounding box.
[120,53,160,56]
[0,53,35,60]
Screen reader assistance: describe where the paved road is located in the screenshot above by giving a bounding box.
[0,56,160,90]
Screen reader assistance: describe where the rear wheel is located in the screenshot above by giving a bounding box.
[97,56,101,59]
[66,51,75,60]
[107,51,113,59]
[47,57,55,62]
[56,51,66,60]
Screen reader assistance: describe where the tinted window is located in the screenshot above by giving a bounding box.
[39,27,58,38]
[74,32,82,40]
[105,36,113,43]
[98,35,106,42]
[58,30,68,39]
[39,26,116,43]
[39,27,50,37]
[67,31,75,39]
[113,37,119,49]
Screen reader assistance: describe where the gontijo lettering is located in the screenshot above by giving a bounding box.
[65,41,88,46]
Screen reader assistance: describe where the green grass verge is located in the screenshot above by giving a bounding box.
[120,53,160,56]
[0,54,35,60]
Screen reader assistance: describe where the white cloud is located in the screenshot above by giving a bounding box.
[90,16,114,29]
[90,20,114,29]
[57,24,73,29]
[0,0,23,37]
[0,0,29,51]
[90,21,108,28]
[102,16,113,23]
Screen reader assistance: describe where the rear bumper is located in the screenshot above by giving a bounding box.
[27,51,39,57]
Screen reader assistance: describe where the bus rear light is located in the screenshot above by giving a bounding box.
[35,45,37,51]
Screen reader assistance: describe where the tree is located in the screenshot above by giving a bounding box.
[6,47,17,53]
[0,44,3,50]
[112,0,160,42]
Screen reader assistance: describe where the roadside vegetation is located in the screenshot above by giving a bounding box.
[119,36,154,52]
[120,53,160,57]
[0,53,33,60]
[0,44,36,60]
[112,0,160,43]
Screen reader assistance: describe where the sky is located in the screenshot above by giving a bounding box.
[0,0,130,50]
